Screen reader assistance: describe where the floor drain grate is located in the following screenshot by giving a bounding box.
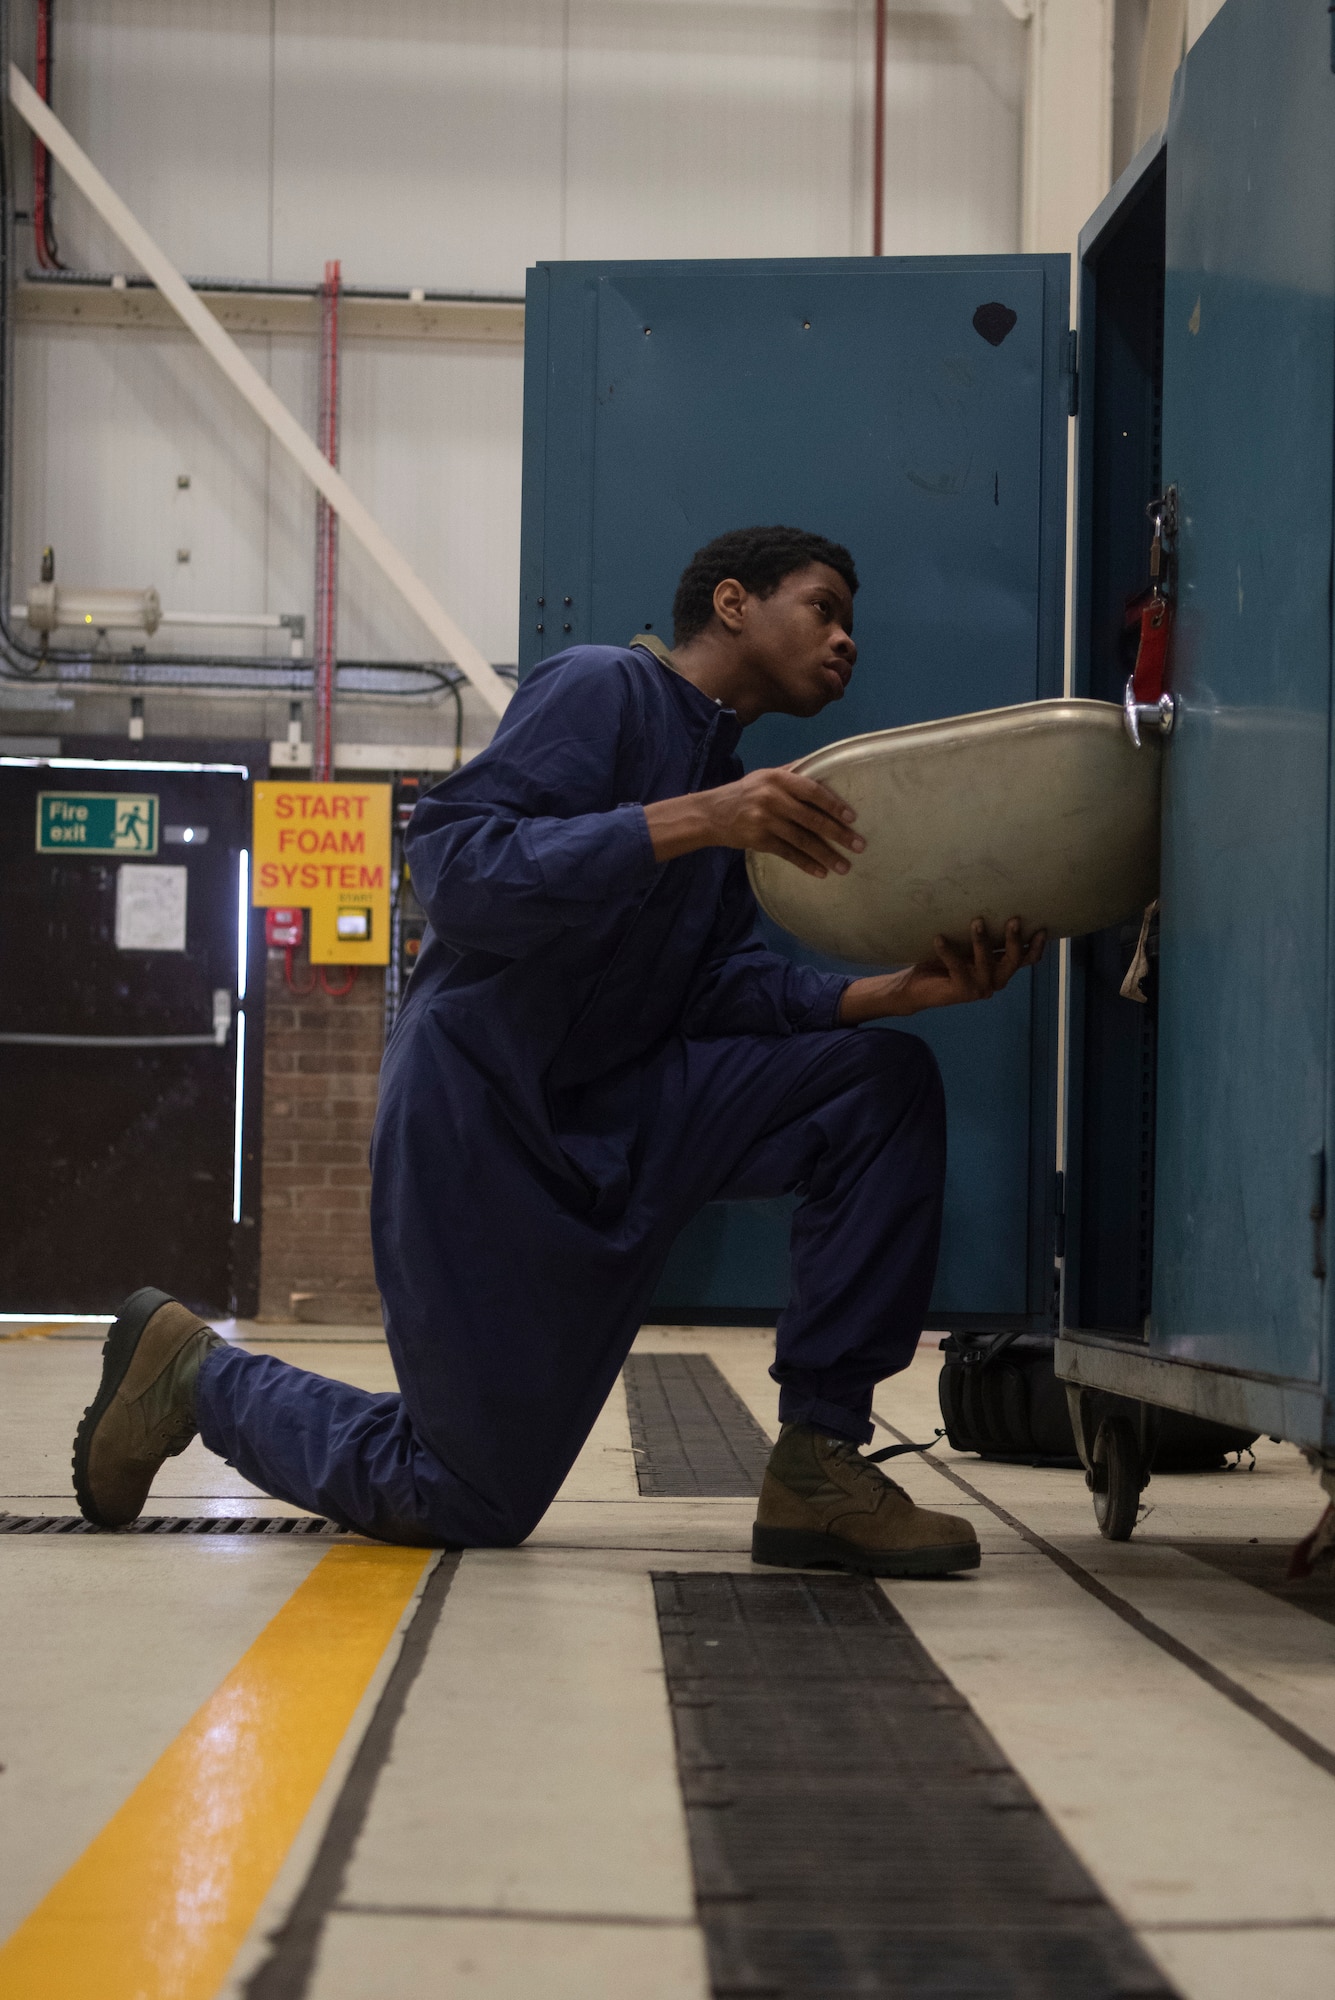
[624,1353,772,1497]
[0,1512,347,1536]
[655,1570,1180,1998]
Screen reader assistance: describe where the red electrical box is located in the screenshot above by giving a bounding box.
[265,906,304,949]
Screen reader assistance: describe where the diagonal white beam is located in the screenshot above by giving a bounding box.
[9,63,511,719]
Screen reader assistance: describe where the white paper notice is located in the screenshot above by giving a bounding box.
[115,864,188,952]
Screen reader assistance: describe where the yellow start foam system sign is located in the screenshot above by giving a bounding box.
[252,781,391,965]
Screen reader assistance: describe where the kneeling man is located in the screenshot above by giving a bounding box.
[73,525,1042,1574]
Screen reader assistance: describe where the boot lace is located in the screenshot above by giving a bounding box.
[825,1436,910,1506]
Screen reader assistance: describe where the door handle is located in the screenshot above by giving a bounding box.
[212,988,232,1046]
[0,988,235,1049]
[1123,684,1177,748]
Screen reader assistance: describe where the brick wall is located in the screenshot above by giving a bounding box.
[257,945,385,1323]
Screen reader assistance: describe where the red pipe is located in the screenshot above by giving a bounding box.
[311,264,357,990]
[312,259,341,784]
[872,0,886,257]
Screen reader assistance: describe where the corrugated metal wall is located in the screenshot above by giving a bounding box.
[7,0,1025,749]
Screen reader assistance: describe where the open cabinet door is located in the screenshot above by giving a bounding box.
[1152,0,1335,1382]
[521,254,1070,1325]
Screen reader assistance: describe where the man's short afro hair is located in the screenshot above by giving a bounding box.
[671,525,858,646]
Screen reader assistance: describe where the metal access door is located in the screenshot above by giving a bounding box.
[1151,0,1335,1384]
[521,255,1071,1324]
[0,760,260,1316]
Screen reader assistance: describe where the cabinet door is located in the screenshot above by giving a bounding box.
[1153,0,1335,1381]
[521,255,1070,1325]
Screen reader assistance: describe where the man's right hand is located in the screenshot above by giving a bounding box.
[644,765,864,878]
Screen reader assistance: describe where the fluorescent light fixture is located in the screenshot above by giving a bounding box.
[232,1011,247,1225]
[0,756,249,774]
[237,849,249,1000]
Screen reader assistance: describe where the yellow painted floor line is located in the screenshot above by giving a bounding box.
[0,1542,432,2000]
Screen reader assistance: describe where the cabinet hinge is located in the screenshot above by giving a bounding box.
[1310,1145,1327,1280]
[1065,330,1079,417]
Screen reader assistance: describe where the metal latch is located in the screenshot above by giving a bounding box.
[1147,486,1178,581]
[1123,684,1177,747]
[1124,485,1179,746]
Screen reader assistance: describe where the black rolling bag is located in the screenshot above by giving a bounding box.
[937,1331,1258,1471]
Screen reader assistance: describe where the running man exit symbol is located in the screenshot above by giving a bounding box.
[36,792,160,855]
[115,798,153,849]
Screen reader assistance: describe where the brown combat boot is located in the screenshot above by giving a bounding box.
[73,1288,225,1528]
[752,1421,980,1577]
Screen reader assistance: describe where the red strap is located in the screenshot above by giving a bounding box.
[1131,594,1172,704]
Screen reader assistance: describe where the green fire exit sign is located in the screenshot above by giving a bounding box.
[36,792,159,855]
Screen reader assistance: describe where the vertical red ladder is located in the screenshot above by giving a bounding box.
[313,259,342,783]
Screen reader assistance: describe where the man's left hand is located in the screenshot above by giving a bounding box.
[837,917,1047,1023]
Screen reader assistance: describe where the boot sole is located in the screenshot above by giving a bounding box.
[72,1287,178,1527]
[751,1523,980,1578]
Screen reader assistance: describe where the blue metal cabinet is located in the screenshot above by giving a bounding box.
[1060,0,1335,1462]
[1155,0,1334,1397]
[520,255,1071,1325]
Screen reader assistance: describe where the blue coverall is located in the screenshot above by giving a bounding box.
[197,645,947,1545]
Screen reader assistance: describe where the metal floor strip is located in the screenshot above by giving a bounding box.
[872,1415,1335,1786]
[655,1571,1178,1999]
[1167,1536,1335,1630]
[0,1511,346,1535]
[624,1352,773,1497]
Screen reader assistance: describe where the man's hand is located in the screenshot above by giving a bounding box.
[838,918,1047,1022]
[644,765,863,876]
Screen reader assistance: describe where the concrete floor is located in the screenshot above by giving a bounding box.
[2,1320,1335,1999]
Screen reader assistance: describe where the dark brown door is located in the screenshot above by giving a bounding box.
[0,761,261,1315]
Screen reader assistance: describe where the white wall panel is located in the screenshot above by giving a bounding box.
[13,325,281,617]
[335,339,524,665]
[11,0,1030,744]
[13,326,523,662]
[270,1,566,292]
[878,4,1025,256]
[44,0,276,279]
[565,1,861,261]
[1022,0,1113,258]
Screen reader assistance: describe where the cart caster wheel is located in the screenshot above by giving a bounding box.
[1088,1416,1142,1541]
